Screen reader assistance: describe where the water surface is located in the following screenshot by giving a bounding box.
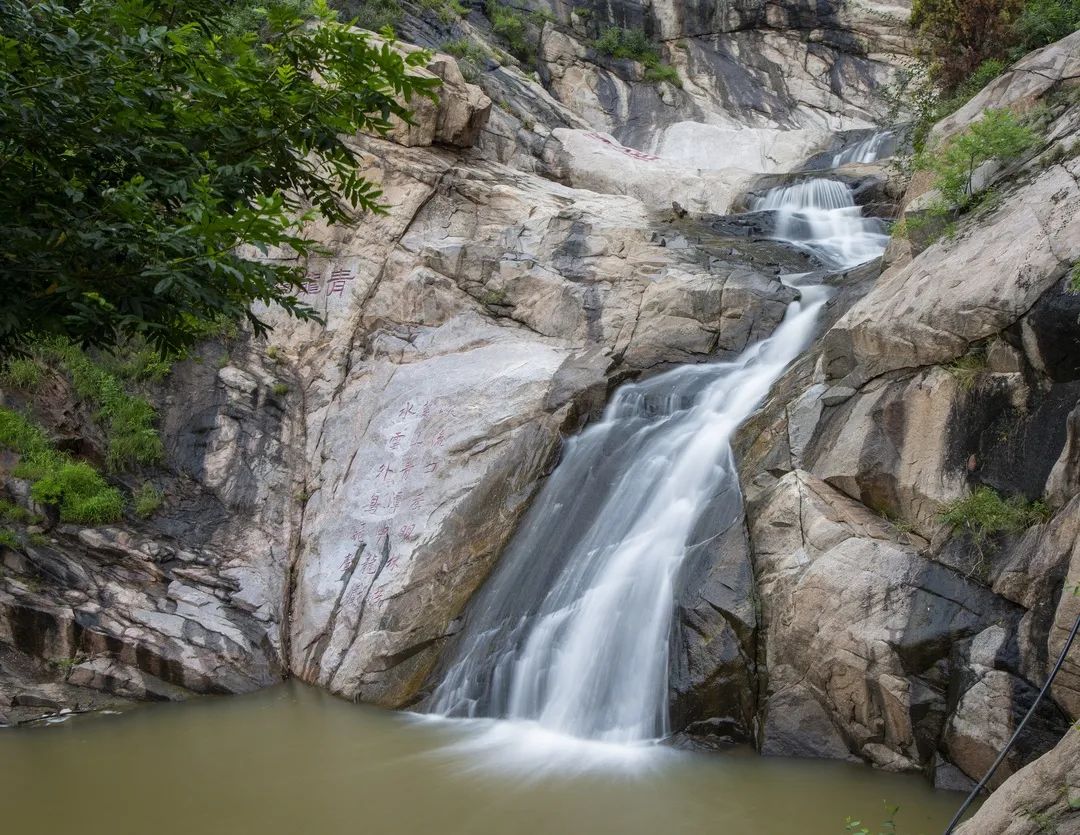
[0,682,967,835]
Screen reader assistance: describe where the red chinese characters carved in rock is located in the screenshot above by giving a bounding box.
[301,268,321,296]
[299,263,356,295]
[584,131,660,162]
[327,266,354,295]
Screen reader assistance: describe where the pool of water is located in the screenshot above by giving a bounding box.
[0,682,967,835]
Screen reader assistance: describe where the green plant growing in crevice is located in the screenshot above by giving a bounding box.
[592,26,682,86]
[485,0,537,65]
[941,486,1052,545]
[30,462,126,525]
[420,0,468,23]
[0,407,123,525]
[480,287,508,306]
[29,337,163,471]
[0,499,36,525]
[917,108,1037,209]
[133,483,164,519]
[645,62,681,86]
[272,382,290,396]
[50,656,81,675]
[96,337,173,383]
[1068,262,1080,294]
[0,529,19,550]
[442,38,489,82]
[945,347,989,390]
[338,0,403,31]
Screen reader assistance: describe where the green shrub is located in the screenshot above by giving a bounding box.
[0,407,54,461]
[2,357,42,389]
[272,382,290,396]
[29,337,163,470]
[645,62,682,86]
[1068,261,1080,294]
[0,500,35,524]
[442,38,488,82]
[420,0,468,23]
[97,338,173,383]
[1013,0,1080,56]
[594,26,658,63]
[942,486,1051,544]
[0,529,18,550]
[593,26,680,86]
[917,108,1036,208]
[486,0,536,64]
[31,461,124,524]
[0,407,123,526]
[133,483,164,519]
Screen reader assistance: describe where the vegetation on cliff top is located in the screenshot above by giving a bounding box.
[0,0,438,354]
[911,0,1080,92]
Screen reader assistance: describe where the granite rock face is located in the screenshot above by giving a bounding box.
[699,55,1080,784]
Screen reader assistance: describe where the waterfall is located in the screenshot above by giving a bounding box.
[427,176,887,748]
[830,130,895,167]
[751,178,890,269]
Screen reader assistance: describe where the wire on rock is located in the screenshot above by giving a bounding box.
[943,609,1080,835]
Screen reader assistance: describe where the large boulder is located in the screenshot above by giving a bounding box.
[954,726,1080,835]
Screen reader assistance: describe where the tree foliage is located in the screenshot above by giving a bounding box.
[911,0,1024,91]
[0,0,439,353]
[918,108,1036,207]
[911,0,1080,93]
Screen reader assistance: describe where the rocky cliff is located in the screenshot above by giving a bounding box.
[2,2,1078,828]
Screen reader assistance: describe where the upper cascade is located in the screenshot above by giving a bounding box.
[830,130,897,167]
[752,178,890,269]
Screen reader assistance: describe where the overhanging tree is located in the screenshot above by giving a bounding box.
[0,0,439,352]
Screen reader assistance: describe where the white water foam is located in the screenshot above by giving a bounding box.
[752,178,890,269]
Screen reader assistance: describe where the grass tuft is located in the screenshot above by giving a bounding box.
[133,482,164,518]
[941,486,1051,545]
[2,356,43,389]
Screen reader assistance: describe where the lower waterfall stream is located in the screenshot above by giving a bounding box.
[427,176,886,748]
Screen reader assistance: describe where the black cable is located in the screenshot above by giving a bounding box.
[943,609,1080,834]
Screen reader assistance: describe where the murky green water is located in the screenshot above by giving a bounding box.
[0,682,967,835]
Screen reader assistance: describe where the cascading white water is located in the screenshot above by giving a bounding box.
[427,176,887,751]
[429,278,830,743]
[752,178,890,268]
[830,130,895,167]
